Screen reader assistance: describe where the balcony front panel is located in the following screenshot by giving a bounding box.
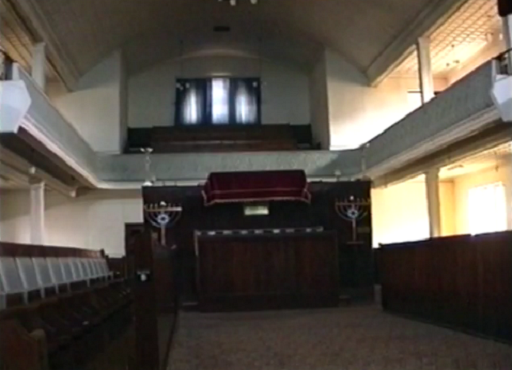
[366,61,496,171]
[96,149,362,183]
[13,65,96,174]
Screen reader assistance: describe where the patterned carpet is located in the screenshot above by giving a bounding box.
[167,306,512,370]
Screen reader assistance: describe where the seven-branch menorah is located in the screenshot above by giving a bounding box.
[144,201,182,246]
[334,196,370,245]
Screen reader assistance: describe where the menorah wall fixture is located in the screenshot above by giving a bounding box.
[144,201,183,246]
[334,196,371,245]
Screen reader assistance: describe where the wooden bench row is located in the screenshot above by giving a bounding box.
[0,242,134,370]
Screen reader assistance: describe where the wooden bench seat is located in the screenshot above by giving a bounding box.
[0,242,134,370]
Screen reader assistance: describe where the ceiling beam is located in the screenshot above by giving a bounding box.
[366,0,469,86]
[372,124,512,188]
[1,0,65,84]
[0,162,30,185]
[8,0,80,89]
[0,146,77,197]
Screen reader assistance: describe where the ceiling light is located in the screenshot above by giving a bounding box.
[218,0,258,6]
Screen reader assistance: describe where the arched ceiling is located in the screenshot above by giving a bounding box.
[11,0,467,83]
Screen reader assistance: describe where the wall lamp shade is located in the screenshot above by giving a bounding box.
[0,81,32,133]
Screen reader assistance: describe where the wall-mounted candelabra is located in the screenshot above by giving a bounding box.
[334,196,370,245]
[144,201,183,246]
[141,148,154,186]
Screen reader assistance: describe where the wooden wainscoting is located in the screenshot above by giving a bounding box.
[380,232,512,342]
[195,231,339,312]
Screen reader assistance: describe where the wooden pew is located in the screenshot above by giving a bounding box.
[0,242,134,370]
[380,232,512,343]
[150,125,299,153]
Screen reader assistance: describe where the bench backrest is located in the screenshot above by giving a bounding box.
[0,242,112,309]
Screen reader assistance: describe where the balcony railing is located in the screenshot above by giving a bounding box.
[11,64,97,176]
[365,60,498,174]
[1,56,505,185]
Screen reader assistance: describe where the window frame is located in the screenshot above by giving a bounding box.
[174,77,262,126]
[467,182,508,235]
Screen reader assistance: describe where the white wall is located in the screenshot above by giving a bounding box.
[372,178,430,247]
[372,177,455,246]
[0,189,142,257]
[309,54,330,149]
[325,50,422,150]
[48,50,127,154]
[128,56,310,127]
[453,157,512,234]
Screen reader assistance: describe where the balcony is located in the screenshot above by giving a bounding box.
[0,64,97,188]
[365,60,501,178]
[0,57,507,187]
[1,63,361,185]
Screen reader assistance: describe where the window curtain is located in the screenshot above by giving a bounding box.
[175,79,207,125]
[233,78,259,125]
[467,182,507,235]
[211,78,230,125]
[175,77,260,125]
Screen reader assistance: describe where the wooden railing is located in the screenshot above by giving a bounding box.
[125,124,316,153]
[380,232,512,342]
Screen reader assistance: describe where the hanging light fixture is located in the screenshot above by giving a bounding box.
[218,0,258,6]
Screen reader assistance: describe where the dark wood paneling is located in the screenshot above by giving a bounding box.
[380,232,512,342]
[143,181,373,303]
[125,124,315,153]
[131,230,160,370]
[196,232,338,311]
[0,127,92,186]
[125,224,179,370]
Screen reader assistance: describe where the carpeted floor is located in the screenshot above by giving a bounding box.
[167,306,512,370]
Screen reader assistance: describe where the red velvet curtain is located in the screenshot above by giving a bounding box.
[202,170,311,206]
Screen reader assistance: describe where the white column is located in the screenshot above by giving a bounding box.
[30,181,46,245]
[502,14,512,74]
[503,15,512,48]
[416,37,435,104]
[31,42,46,91]
[425,169,441,238]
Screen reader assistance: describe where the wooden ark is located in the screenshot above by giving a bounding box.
[136,180,373,313]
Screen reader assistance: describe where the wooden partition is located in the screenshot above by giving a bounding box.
[0,242,104,258]
[196,231,339,311]
[125,225,180,370]
[380,232,512,342]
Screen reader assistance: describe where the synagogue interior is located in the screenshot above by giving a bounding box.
[1,0,512,369]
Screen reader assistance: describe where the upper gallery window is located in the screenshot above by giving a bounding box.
[175,77,260,125]
[467,182,507,235]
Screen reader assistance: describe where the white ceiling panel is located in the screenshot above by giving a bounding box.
[13,0,450,75]
[393,0,502,78]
